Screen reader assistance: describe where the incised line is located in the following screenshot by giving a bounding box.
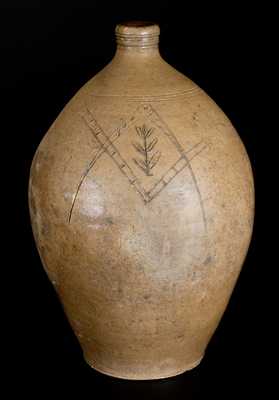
[146,105,208,231]
[147,142,207,202]
[69,110,140,223]
[89,87,201,102]
[82,110,150,203]
[132,124,161,176]
[68,105,208,232]
[68,148,103,223]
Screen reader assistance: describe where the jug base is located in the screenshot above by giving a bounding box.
[84,355,203,380]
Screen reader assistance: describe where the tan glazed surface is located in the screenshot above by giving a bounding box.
[29,22,254,380]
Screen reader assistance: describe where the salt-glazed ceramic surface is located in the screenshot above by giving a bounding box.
[29,22,254,380]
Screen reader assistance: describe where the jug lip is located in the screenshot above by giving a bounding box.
[115,21,160,35]
[115,21,160,48]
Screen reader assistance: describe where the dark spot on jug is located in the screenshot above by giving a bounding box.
[204,256,212,265]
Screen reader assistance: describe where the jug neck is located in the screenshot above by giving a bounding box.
[114,21,160,58]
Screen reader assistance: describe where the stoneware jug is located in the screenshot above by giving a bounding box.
[29,22,254,380]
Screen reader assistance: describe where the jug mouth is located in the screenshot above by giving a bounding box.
[115,21,160,48]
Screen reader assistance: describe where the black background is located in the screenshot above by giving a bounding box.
[2,1,261,398]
